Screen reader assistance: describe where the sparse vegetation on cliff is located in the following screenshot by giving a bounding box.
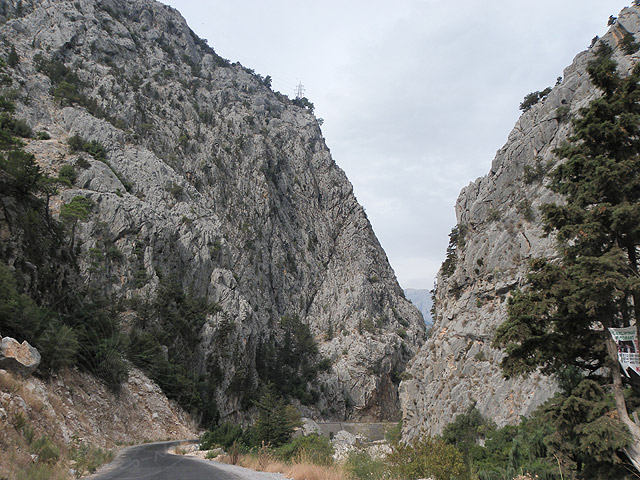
[494,43,640,478]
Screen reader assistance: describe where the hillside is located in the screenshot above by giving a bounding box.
[400,5,640,437]
[0,0,424,430]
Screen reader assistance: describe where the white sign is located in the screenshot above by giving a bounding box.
[609,326,640,377]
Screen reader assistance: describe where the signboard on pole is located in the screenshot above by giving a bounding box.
[609,326,640,377]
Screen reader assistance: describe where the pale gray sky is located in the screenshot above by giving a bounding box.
[163,0,627,289]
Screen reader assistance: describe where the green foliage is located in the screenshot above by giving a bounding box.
[387,434,465,480]
[34,53,80,86]
[492,42,640,479]
[0,112,32,138]
[275,434,333,465]
[292,96,315,114]
[38,323,79,374]
[253,383,302,447]
[443,403,493,456]
[436,405,558,480]
[0,262,50,348]
[441,224,467,277]
[58,164,77,184]
[522,157,552,185]
[0,149,42,195]
[31,435,60,464]
[519,87,552,112]
[200,422,244,450]
[70,442,114,475]
[495,49,640,380]
[34,53,119,125]
[67,135,106,161]
[344,449,387,480]
[540,379,631,479]
[255,314,328,404]
[7,45,18,68]
[60,195,93,222]
[60,195,93,250]
[126,275,221,426]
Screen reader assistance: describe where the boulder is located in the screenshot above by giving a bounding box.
[0,337,41,377]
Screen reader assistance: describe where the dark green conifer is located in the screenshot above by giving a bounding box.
[494,43,640,474]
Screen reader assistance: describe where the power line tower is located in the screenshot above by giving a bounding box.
[294,81,305,98]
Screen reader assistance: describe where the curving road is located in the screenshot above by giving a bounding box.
[91,440,248,480]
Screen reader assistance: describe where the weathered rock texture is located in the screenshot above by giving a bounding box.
[0,336,41,376]
[400,7,640,438]
[0,366,198,477]
[1,0,424,421]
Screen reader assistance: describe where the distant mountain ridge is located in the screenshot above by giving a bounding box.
[403,288,432,326]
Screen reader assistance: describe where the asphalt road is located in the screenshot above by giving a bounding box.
[91,440,242,479]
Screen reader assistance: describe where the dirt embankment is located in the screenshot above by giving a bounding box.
[0,367,199,478]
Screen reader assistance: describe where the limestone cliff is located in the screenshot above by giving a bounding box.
[400,7,640,437]
[1,0,424,422]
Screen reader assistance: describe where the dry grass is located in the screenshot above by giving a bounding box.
[0,369,22,393]
[229,454,347,480]
[0,370,48,414]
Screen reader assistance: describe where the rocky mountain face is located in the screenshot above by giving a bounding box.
[400,7,640,438]
[0,366,198,476]
[1,0,424,422]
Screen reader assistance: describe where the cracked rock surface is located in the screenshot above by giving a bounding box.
[2,0,424,422]
[400,7,640,438]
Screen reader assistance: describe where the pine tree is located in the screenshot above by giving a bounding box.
[493,43,640,473]
[253,383,301,447]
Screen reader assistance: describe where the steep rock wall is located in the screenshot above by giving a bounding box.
[1,0,425,421]
[400,7,640,437]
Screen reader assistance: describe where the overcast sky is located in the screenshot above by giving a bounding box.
[163,0,627,289]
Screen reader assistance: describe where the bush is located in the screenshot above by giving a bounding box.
[38,322,79,374]
[58,164,77,184]
[387,435,464,480]
[71,443,114,474]
[201,423,244,450]
[31,435,60,464]
[276,434,334,466]
[519,87,552,112]
[67,135,106,161]
[0,113,32,137]
[344,449,386,480]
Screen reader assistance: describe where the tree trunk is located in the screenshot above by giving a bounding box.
[605,334,640,473]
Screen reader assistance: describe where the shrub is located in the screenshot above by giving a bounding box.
[67,135,106,161]
[621,30,640,55]
[71,443,114,474]
[387,435,464,480]
[344,450,386,480]
[31,435,60,464]
[38,323,79,374]
[201,422,244,450]
[276,434,334,466]
[7,45,18,68]
[58,164,77,184]
[519,87,552,112]
[0,113,32,137]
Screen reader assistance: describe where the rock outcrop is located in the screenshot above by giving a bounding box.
[0,336,41,376]
[1,0,424,421]
[400,7,640,437]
